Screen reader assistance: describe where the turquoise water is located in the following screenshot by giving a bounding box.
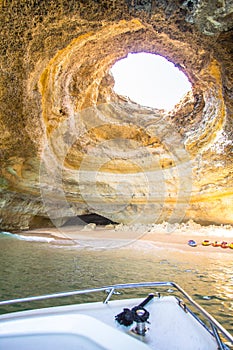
[0,231,233,335]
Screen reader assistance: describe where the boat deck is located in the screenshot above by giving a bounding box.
[0,295,218,350]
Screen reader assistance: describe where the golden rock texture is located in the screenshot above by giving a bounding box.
[0,0,233,230]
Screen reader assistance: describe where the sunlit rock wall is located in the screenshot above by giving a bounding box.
[1,0,233,230]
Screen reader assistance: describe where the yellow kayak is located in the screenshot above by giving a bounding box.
[202,240,211,246]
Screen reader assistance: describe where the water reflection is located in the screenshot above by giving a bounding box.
[0,235,232,334]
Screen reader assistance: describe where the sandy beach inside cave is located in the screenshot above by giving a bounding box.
[18,221,233,255]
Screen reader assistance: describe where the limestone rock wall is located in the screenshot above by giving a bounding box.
[0,0,233,230]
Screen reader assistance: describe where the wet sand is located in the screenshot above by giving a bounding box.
[18,224,233,255]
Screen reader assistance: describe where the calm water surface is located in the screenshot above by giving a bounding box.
[0,232,232,335]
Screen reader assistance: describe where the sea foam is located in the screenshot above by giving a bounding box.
[0,231,55,243]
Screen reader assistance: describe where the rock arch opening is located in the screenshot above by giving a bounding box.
[110,52,192,111]
[63,213,117,226]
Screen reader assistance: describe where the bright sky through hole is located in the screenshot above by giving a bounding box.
[111,53,192,111]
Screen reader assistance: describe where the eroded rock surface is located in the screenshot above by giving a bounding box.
[1,0,233,230]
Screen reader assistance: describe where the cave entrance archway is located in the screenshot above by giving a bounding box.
[63,213,118,227]
[111,52,192,111]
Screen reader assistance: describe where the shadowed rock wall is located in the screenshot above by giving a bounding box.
[0,0,233,230]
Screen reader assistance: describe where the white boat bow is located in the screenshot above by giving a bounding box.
[0,281,232,350]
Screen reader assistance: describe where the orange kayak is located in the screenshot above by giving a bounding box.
[212,241,222,247]
[221,241,228,248]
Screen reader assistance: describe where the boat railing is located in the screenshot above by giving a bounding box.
[0,281,232,349]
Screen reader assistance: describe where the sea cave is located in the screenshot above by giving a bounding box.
[1,0,233,231]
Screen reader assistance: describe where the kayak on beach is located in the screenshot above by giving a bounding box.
[188,239,233,249]
[188,239,197,247]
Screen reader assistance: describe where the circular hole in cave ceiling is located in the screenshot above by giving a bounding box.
[110,52,192,111]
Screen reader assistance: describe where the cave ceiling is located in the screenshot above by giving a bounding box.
[0,0,233,230]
